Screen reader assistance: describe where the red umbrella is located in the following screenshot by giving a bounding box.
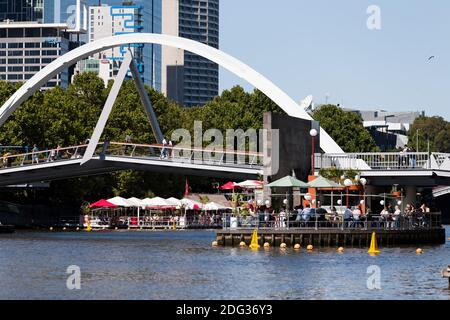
[89,199,117,208]
[219,182,237,190]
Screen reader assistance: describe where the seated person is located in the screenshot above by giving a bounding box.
[302,205,314,222]
[343,206,353,221]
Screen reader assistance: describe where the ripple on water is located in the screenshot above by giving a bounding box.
[0,228,449,299]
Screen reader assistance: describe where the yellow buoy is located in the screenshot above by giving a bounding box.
[263,242,270,248]
[294,244,301,250]
[368,232,380,255]
[337,247,344,253]
[280,243,287,249]
[239,241,246,247]
[86,223,92,232]
[212,241,218,247]
[416,248,423,254]
[172,222,177,230]
[249,229,260,250]
[307,244,313,251]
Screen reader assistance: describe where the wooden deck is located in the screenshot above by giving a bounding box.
[216,228,446,247]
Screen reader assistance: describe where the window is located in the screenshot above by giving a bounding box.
[8,51,23,56]
[8,28,24,38]
[25,66,40,72]
[25,42,40,48]
[8,43,23,48]
[8,74,23,80]
[25,58,40,64]
[42,28,57,37]
[25,50,40,56]
[8,66,23,72]
[25,28,41,37]
[7,58,23,64]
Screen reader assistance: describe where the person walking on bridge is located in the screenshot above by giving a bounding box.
[31,144,39,164]
[124,134,132,155]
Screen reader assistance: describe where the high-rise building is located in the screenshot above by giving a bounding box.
[0,21,71,88]
[74,1,161,89]
[0,0,44,22]
[161,0,219,107]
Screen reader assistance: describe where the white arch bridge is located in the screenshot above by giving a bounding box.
[0,33,449,187]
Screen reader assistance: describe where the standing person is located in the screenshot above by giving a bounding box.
[124,134,132,155]
[31,144,39,164]
[168,139,173,159]
[49,148,56,162]
[160,137,168,159]
[56,144,62,160]
[393,205,402,229]
[352,206,361,228]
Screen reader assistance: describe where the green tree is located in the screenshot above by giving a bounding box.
[408,116,450,153]
[312,105,378,152]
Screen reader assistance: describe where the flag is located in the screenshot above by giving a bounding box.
[184,178,189,197]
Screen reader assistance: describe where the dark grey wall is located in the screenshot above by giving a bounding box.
[263,112,320,183]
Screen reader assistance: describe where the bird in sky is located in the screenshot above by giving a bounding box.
[428,55,435,61]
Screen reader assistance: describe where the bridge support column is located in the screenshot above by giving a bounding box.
[405,186,417,206]
[81,51,133,165]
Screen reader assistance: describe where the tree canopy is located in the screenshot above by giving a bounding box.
[312,105,379,152]
[408,115,450,153]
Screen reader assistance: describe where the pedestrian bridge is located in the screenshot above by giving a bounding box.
[314,152,450,186]
[0,142,263,186]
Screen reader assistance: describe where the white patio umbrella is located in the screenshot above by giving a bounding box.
[142,197,173,208]
[166,197,182,207]
[107,196,134,207]
[204,202,230,211]
[127,197,144,208]
[127,197,144,227]
[235,180,264,189]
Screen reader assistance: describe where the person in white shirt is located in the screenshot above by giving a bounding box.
[380,207,390,228]
[352,206,362,227]
[393,205,402,228]
[160,137,168,159]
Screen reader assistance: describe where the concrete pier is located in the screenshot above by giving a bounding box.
[216,228,446,247]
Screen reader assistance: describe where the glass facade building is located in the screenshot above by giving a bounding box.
[0,0,44,22]
[162,0,219,107]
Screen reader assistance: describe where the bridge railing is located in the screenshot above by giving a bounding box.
[98,142,263,168]
[0,141,263,171]
[433,152,450,168]
[314,152,432,171]
[0,144,88,169]
[223,212,442,231]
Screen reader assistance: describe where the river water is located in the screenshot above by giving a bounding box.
[0,227,449,300]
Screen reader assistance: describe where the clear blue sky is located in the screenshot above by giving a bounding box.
[219,0,450,120]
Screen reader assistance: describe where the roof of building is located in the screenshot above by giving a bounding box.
[0,21,69,29]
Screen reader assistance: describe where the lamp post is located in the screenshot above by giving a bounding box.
[360,178,367,214]
[416,129,420,152]
[310,129,318,176]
